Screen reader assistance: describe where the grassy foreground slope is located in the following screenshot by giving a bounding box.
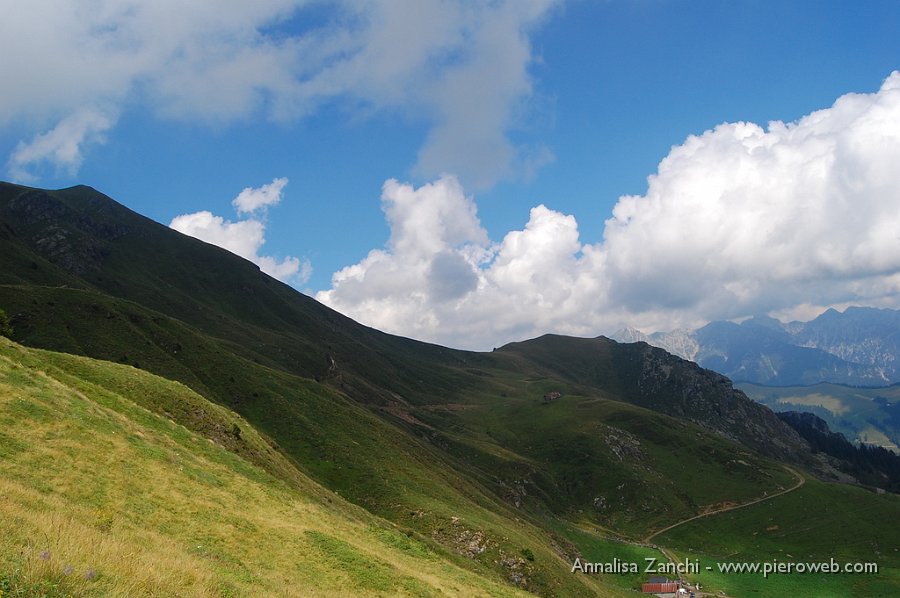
[0,336,551,597]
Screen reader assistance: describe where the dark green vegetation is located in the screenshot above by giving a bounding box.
[778,411,900,492]
[0,306,11,338]
[2,181,899,596]
[739,381,900,453]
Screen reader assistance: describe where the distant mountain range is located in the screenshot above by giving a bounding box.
[613,307,900,386]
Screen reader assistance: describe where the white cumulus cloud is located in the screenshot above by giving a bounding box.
[318,73,900,349]
[170,178,311,285]
[232,177,288,214]
[601,70,900,327]
[317,175,604,348]
[316,176,489,340]
[1,0,557,186]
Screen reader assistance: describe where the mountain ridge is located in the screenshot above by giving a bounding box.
[0,181,809,463]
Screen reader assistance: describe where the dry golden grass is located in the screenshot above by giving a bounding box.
[0,338,528,597]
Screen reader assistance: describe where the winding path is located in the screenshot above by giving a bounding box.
[643,465,805,544]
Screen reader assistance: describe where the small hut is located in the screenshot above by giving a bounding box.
[542,391,561,403]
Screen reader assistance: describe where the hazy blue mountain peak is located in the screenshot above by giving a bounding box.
[615,307,900,386]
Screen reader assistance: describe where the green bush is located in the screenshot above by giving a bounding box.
[0,308,12,339]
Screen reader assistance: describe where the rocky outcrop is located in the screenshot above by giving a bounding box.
[614,341,812,464]
[498,334,817,467]
[0,186,131,275]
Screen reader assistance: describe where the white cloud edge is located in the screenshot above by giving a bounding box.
[6,106,116,182]
[169,178,311,285]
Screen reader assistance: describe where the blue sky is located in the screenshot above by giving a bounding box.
[3,1,900,349]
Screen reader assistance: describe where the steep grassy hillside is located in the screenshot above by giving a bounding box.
[0,182,810,458]
[403,372,797,537]
[0,182,490,408]
[0,310,617,596]
[0,337,541,597]
[0,284,801,525]
[0,282,807,594]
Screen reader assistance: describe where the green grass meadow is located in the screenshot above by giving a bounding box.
[656,476,900,597]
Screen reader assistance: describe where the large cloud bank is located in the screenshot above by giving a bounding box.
[318,72,900,349]
[1,0,555,186]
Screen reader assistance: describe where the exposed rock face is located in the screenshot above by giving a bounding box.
[602,425,645,463]
[794,307,900,381]
[612,327,700,361]
[432,524,491,559]
[610,341,812,464]
[31,225,107,275]
[610,326,648,345]
[496,477,531,508]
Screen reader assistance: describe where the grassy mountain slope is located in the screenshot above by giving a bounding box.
[0,336,536,597]
[657,476,900,597]
[0,282,805,593]
[398,364,798,538]
[0,284,802,522]
[495,335,812,464]
[0,286,615,595]
[0,182,487,407]
[2,181,900,595]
